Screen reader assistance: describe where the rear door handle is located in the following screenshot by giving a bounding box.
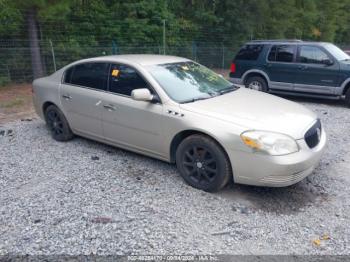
[103,104,117,111]
[62,94,72,100]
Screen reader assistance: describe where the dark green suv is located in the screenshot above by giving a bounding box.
[230,40,350,106]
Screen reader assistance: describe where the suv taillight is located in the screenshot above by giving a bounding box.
[230,63,236,73]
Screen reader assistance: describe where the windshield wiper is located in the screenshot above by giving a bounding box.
[181,85,240,103]
[218,85,239,95]
[181,96,211,104]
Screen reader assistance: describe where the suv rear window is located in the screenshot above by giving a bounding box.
[235,45,263,60]
[268,45,295,63]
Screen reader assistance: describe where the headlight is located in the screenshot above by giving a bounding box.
[240,131,299,156]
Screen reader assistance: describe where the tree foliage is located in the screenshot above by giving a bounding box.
[2,0,349,45]
[1,0,350,81]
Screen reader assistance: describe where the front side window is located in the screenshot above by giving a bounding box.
[147,62,237,103]
[268,45,295,63]
[108,64,150,96]
[235,44,264,60]
[298,46,331,64]
[68,62,109,90]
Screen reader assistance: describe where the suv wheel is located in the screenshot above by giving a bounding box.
[44,105,74,141]
[176,134,232,192]
[346,88,350,107]
[245,76,268,92]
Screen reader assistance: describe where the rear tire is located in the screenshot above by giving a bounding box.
[345,88,350,108]
[176,134,232,192]
[44,105,74,141]
[245,76,268,92]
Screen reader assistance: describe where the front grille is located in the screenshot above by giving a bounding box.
[304,119,321,149]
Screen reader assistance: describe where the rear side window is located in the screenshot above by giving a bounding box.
[235,45,264,60]
[268,45,295,63]
[109,64,150,96]
[66,62,109,90]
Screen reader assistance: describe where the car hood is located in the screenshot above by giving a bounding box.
[179,88,317,139]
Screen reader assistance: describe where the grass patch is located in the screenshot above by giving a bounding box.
[0,77,10,87]
[0,97,24,108]
[0,85,11,91]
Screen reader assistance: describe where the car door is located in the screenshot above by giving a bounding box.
[100,63,165,157]
[294,45,341,94]
[60,62,109,139]
[264,44,299,91]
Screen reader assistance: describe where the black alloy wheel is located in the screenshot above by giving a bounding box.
[182,145,218,185]
[176,134,232,192]
[45,105,74,141]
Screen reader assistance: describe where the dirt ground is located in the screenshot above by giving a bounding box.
[0,84,37,124]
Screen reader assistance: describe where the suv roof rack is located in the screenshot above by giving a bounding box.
[249,39,302,42]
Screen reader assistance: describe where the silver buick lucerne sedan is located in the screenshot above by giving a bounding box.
[32,55,326,192]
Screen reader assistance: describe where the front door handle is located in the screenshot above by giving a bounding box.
[103,104,117,111]
[298,65,308,70]
[62,94,72,100]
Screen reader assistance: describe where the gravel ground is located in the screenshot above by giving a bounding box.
[0,98,349,256]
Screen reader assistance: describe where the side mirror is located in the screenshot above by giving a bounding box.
[131,88,153,102]
[324,59,334,66]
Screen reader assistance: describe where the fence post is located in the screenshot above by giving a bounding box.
[192,41,197,61]
[222,43,225,69]
[6,65,11,82]
[49,39,57,72]
[162,19,166,55]
[112,40,117,54]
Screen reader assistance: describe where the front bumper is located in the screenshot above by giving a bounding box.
[227,129,327,187]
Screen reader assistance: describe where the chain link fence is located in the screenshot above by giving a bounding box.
[0,40,237,86]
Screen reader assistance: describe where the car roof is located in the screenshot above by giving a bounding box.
[245,40,331,46]
[76,54,190,66]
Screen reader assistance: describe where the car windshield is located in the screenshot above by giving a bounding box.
[324,43,350,61]
[147,62,238,103]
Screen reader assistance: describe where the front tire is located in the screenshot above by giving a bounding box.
[176,134,232,192]
[345,88,350,108]
[245,76,268,92]
[44,105,74,141]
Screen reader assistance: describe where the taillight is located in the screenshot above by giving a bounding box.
[230,63,236,73]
